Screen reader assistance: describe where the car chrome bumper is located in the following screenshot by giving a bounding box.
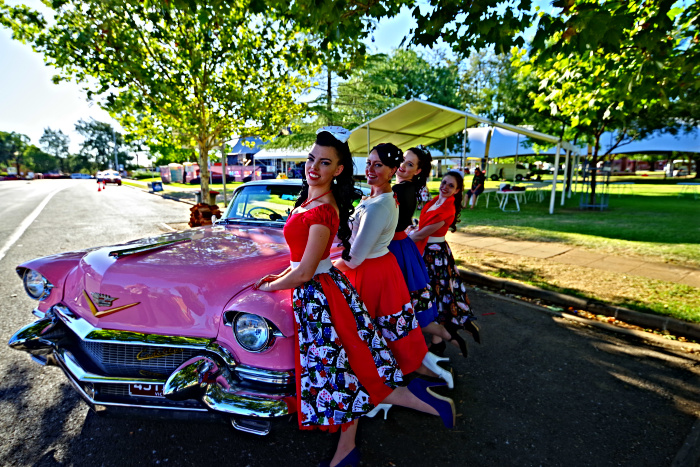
[9,305,295,435]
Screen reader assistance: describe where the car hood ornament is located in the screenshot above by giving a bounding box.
[91,292,118,307]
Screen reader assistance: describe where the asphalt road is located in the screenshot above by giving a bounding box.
[0,179,699,467]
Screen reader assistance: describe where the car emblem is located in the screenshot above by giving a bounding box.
[91,292,118,307]
[136,348,183,361]
[83,290,139,318]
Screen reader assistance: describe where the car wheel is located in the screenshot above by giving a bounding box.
[515,174,523,181]
[490,175,499,181]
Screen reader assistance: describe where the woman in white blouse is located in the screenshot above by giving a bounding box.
[334,144,453,396]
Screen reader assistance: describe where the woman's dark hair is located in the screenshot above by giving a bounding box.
[406,146,432,195]
[295,130,361,261]
[444,170,464,232]
[370,143,403,169]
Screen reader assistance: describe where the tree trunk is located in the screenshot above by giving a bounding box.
[198,141,210,203]
[327,68,332,123]
[588,135,601,206]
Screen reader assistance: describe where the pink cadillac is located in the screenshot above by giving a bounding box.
[9,180,358,435]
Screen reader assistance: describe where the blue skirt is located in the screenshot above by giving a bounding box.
[388,235,438,328]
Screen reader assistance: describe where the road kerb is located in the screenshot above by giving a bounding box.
[488,291,700,354]
[459,267,700,343]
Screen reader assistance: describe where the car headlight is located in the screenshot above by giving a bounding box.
[234,313,270,352]
[23,269,52,300]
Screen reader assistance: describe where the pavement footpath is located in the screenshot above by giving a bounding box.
[447,230,700,289]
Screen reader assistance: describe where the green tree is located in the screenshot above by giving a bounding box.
[23,145,58,173]
[39,127,70,172]
[75,119,132,170]
[148,142,197,167]
[2,0,317,201]
[269,49,462,150]
[0,131,30,174]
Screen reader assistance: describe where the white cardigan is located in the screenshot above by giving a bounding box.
[345,192,399,269]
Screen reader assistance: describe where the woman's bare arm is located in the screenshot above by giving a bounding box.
[258,224,330,292]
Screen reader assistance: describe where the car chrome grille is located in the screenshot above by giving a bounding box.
[79,341,200,378]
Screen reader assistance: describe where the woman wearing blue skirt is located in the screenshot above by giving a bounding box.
[389,147,453,373]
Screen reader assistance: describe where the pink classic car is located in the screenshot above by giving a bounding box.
[9,180,363,435]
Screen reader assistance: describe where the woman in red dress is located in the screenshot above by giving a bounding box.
[256,128,457,467]
[411,171,481,356]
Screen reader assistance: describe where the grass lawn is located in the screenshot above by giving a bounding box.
[427,173,700,324]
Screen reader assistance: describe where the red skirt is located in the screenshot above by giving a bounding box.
[344,253,427,375]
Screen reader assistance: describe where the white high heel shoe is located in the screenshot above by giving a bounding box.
[365,403,392,419]
[422,352,454,389]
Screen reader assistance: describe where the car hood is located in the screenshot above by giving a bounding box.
[62,225,290,338]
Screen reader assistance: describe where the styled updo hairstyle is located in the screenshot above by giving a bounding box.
[407,146,432,196]
[296,130,361,261]
[444,170,464,232]
[370,142,403,169]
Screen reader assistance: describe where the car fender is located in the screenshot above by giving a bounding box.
[16,250,96,313]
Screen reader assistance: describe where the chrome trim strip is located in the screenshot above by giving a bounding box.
[235,365,293,385]
[231,419,271,436]
[32,308,46,319]
[202,384,290,418]
[108,238,192,258]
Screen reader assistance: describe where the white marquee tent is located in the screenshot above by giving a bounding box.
[599,128,700,155]
[348,99,579,214]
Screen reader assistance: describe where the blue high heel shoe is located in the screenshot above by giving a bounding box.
[318,447,361,467]
[407,378,456,429]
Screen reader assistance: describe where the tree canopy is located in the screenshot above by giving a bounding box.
[1,0,319,198]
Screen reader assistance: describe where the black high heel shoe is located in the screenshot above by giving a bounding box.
[444,322,468,358]
[464,319,481,344]
[428,340,446,357]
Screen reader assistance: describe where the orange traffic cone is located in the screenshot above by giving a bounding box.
[102,181,106,189]
[98,182,102,192]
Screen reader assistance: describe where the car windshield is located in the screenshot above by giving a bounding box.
[222,183,301,224]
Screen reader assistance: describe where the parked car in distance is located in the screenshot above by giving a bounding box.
[97,170,122,185]
[8,179,365,436]
[486,163,531,181]
[71,173,92,179]
[242,173,275,183]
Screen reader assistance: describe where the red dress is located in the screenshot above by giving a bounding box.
[343,195,428,375]
[416,196,475,327]
[283,203,403,431]
[414,196,456,254]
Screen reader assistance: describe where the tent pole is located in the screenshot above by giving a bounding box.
[549,142,562,214]
[483,127,493,172]
[221,140,227,204]
[461,116,468,172]
[367,124,370,158]
[573,153,579,195]
[561,149,570,205]
[445,138,448,173]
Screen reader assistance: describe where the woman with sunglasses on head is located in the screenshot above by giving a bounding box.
[334,143,453,388]
[256,128,456,467]
[390,147,453,357]
[410,171,481,357]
